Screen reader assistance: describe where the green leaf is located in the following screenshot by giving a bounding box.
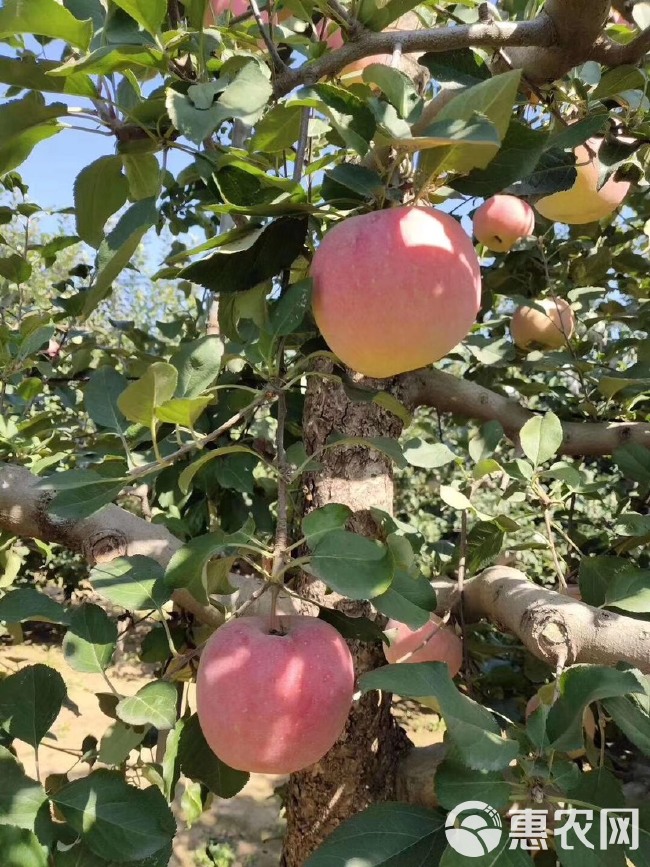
[0,92,66,175]
[321,163,383,202]
[122,153,161,202]
[373,570,437,630]
[90,556,171,611]
[579,555,629,607]
[0,827,48,867]
[178,445,261,495]
[250,103,303,152]
[84,367,129,432]
[74,156,128,248]
[453,121,549,198]
[63,604,117,674]
[0,253,32,284]
[0,588,69,625]
[0,746,47,829]
[547,665,645,752]
[180,216,308,293]
[510,147,576,197]
[0,55,96,97]
[439,485,472,511]
[318,607,386,643]
[215,453,258,493]
[362,64,422,121]
[170,335,223,398]
[0,664,66,749]
[51,770,176,862]
[402,438,456,469]
[604,566,650,613]
[593,65,646,99]
[360,663,519,771]
[0,0,93,49]
[117,361,178,425]
[398,116,500,154]
[98,721,147,765]
[305,802,447,866]
[178,714,249,798]
[83,197,157,320]
[268,279,312,338]
[603,683,650,758]
[303,504,353,549]
[435,754,510,811]
[112,0,166,34]
[41,470,125,521]
[614,443,650,485]
[418,70,521,179]
[466,522,504,575]
[117,681,177,730]
[419,48,490,87]
[519,411,563,467]
[166,64,272,144]
[155,395,212,427]
[310,529,395,600]
[298,84,376,156]
[50,44,165,77]
[164,531,232,596]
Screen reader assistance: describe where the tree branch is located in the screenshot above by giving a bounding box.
[400,368,650,456]
[433,566,650,673]
[0,463,223,629]
[273,18,555,97]
[590,25,650,64]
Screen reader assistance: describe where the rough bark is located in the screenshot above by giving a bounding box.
[399,368,650,456]
[0,463,223,628]
[281,365,411,866]
[433,567,650,673]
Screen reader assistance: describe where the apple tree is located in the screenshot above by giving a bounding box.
[1,0,650,865]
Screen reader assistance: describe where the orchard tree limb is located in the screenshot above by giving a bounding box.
[273,18,555,96]
[433,566,650,673]
[273,0,646,97]
[590,25,650,64]
[0,463,224,629]
[400,367,650,456]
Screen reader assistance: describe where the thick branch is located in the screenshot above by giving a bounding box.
[433,566,650,673]
[400,368,650,456]
[0,463,223,628]
[590,25,650,64]
[273,18,555,97]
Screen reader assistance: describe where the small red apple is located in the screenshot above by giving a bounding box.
[311,206,481,378]
[196,615,355,774]
[473,195,535,252]
[383,615,463,677]
[510,297,575,350]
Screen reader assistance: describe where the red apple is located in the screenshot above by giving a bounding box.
[311,206,481,378]
[510,297,575,350]
[196,615,355,774]
[473,195,535,252]
[383,615,463,677]
[534,138,630,225]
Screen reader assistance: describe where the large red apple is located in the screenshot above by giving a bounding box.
[383,615,463,677]
[473,195,535,252]
[311,206,481,378]
[196,615,355,774]
[510,297,575,350]
[534,138,630,225]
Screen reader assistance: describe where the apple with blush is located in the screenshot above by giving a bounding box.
[383,615,463,677]
[196,615,355,774]
[473,195,535,252]
[310,206,481,378]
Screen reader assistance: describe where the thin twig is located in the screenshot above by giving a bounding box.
[249,0,287,71]
[293,108,311,182]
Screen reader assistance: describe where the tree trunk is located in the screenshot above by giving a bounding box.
[281,366,411,866]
